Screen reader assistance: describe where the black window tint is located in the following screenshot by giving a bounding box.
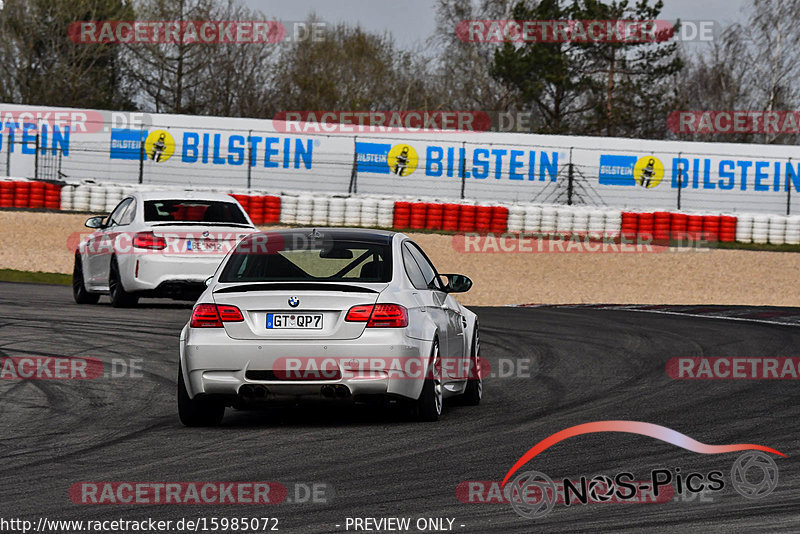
[402,243,427,289]
[406,241,443,291]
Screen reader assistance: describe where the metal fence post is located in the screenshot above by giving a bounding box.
[348,136,358,194]
[247,129,253,190]
[787,157,792,216]
[460,141,467,199]
[676,152,682,211]
[138,126,145,184]
[34,129,39,180]
[566,147,574,206]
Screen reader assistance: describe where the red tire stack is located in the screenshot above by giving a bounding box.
[425,203,444,231]
[653,211,671,241]
[621,212,638,240]
[442,203,460,232]
[28,181,46,208]
[458,205,476,232]
[263,195,281,224]
[475,205,493,233]
[686,215,704,241]
[393,201,411,228]
[231,194,250,212]
[637,212,655,240]
[670,213,688,241]
[248,196,265,225]
[13,181,30,208]
[44,183,61,209]
[409,202,427,230]
[703,215,720,241]
[0,181,15,208]
[719,215,737,242]
[490,206,509,234]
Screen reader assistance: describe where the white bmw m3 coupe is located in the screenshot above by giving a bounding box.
[73,191,257,307]
[178,228,482,426]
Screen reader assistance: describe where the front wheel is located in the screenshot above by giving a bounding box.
[109,257,138,308]
[177,363,225,427]
[72,255,99,304]
[416,340,443,422]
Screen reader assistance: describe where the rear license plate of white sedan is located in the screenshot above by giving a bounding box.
[266,313,323,329]
[187,239,221,251]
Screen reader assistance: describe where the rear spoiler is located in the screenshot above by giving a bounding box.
[213,282,380,294]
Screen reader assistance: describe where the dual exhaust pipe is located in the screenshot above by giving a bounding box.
[239,384,269,400]
[320,384,351,399]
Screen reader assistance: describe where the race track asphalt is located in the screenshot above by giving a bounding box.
[0,281,798,533]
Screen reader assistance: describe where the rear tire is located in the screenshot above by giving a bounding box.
[72,255,99,304]
[109,257,138,308]
[178,363,225,427]
[463,326,482,406]
[416,340,442,422]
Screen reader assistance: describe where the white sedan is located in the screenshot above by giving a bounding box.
[73,191,257,307]
[178,228,482,426]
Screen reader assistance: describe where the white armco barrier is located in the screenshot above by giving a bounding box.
[327,197,346,226]
[295,195,313,225]
[507,205,525,233]
[785,215,800,245]
[539,207,557,233]
[344,197,362,226]
[523,205,542,233]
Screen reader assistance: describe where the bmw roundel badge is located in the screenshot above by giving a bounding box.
[288,296,299,308]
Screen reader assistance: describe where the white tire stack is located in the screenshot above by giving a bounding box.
[735,213,754,242]
[539,206,557,233]
[571,207,589,236]
[360,198,379,227]
[344,197,362,226]
[523,205,542,233]
[88,184,106,213]
[507,205,525,233]
[60,183,75,211]
[72,184,90,211]
[588,209,606,238]
[785,215,800,245]
[377,199,394,227]
[104,184,123,212]
[768,215,786,245]
[751,214,769,244]
[603,209,622,238]
[555,207,573,235]
[295,195,313,225]
[311,195,329,226]
[279,195,298,224]
[327,197,346,226]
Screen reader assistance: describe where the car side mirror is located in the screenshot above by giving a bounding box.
[85,216,105,229]
[441,273,472,293]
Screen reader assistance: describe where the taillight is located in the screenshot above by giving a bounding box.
[345,305,374,322]
[133,232,167,250]
[217,305,244,322]
[345,304,408,328]
[190,304,243,328]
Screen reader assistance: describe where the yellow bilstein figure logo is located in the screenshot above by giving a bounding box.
[634,156,664,188]
[144,130,175,163]
[388,144,418,177]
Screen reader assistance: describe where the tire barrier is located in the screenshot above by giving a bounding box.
[7,179,800,246]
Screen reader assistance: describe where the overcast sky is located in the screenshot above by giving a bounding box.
[244,0,749,52]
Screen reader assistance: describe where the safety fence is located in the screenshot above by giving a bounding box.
[3,177,800,245]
